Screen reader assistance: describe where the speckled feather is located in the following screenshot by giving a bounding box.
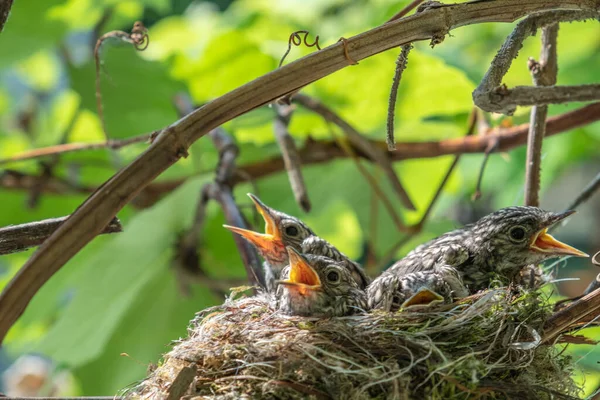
[368,207,573,310]
[274,254,368,317]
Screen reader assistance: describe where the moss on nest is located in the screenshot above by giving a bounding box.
[126,287,580,400]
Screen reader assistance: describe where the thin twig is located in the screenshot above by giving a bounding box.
[173,94,263,289]
[524,24,559,207]
[0,216,122,255]
[564,171,600,212]
[294,93,416,210]
[0,133,152,166]
[95,21,149,141]
[473,10,599,114]
[273,103,311,211]
[0,0,598,343]
[377,109,478,270]
[326,121,409,233]
[279,31,321,68]
[472,139,498,201]
[387,44,413,150]
[386,0,427,22]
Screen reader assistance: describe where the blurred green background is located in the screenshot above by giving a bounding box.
[0,0,599,396]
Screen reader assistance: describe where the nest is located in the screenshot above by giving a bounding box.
[126,287,580,400]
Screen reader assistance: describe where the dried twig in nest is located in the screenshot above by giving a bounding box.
[128,287,580,400]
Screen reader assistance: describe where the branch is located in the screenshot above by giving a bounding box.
[564,171,600,212]
[0,133,152,166]
[273,103,311,211]
[473,10,600,114]
[0,0,598,343]
[0,0,13,33]
[293,93,416,210]
[524,23,559,207]
[543,287,600,343]
[0,216,122,255]
[233,102,600,184]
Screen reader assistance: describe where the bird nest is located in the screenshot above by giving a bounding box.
[126,287,580,400]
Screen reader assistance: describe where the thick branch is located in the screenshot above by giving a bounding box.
[0,216,122,255]
[0,0,13,32]
[473,10,600,114]
[1,0,599,343]
[543,287,600,343]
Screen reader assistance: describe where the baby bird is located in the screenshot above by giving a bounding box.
[368,207,588,311]
[274,247,367,317]
[224,194,314,291]
[224,194,369,291]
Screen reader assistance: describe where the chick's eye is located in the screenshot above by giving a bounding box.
[326,270,339,283]
[285,225,299,236]
[509,226,526,242]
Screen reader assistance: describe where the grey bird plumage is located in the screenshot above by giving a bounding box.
[368,206,587,311]
[274,248,368,317]
[225,194,370,292]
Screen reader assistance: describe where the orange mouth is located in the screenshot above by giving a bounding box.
[223,193,285,258]
[530,228,588,257]
[277,247,321,295]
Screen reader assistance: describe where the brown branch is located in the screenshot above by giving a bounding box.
[2,102,599,209]
[0,216,122,255]
[0,133,152,166]
[387,44,413,150]
[234,102,600,184]
[273,103,311,211]
[543,287,600,343]
[524,23,559,207]
[0,0,13,33]
[564,171,600,212]
[473,10,599,114]
[293,93,416,210]
[0,0,598,343]
[386,0,426,22]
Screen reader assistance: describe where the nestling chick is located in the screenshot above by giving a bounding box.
[368,207,588,311]
[274,247,368,317]
[224,194,369,291]
[224,194,314,291]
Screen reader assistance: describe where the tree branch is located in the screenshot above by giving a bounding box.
[0,0,598,343]
[543,287,600,343]
[2,102,599,208]
[0,133,152,166]
[524,24,559,207]
[273,103,311,211]
[473,10,600,114]
[293,93,416,210]
[233,102,600,184]
[0,0,13,33]
[0,216,122,255]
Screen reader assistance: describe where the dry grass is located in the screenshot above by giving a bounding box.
[126,286,580,400]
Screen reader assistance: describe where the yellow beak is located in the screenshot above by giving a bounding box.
[530,228,588,257]
[277,247,322,295]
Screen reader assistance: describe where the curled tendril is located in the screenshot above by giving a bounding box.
[278,30,321,68]
[130,21,150,50]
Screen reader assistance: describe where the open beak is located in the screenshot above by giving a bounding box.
[223,194,283,255]
[529,211,588,257]
[277,247,322,295]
